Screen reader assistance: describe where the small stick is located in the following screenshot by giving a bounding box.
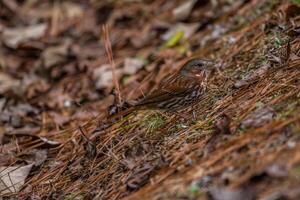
[50,1,59,36]
[102,24,122,105]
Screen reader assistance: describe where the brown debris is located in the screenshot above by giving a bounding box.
[0,0,300,199]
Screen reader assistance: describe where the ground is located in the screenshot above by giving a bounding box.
[0,0,300,199]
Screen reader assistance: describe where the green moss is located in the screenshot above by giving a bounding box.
[274,36,282,48]
[142,113,166,133]
[255,101,265,109]
[187,181,203,199]
[259,57,269,65]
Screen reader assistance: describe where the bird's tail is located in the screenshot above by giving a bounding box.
[107,106,139,122]
[90,106,143,140]
[90,106,141,139]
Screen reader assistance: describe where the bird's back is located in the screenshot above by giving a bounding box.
[136,74,203,110]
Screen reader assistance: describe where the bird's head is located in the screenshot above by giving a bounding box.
[180,58,215,80]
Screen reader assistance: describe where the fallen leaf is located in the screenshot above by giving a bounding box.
[241,107,275,129]
[129,25,153,48]
[42,42,71,69]
[172,0,198,21]
[0,73,20,94]
[162,23,200,41]
[265,164,288,178]
[0,102,39,127]
[164,30,184,48]
[61,2,83,19]
[0,164,33,195]
[123,57,145,74]
[207,185,255,200]
[234,64,269,88]
[93,64,122,91]
[2,23,47,48]
[19,149,48,167]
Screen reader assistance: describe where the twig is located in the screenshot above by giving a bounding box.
[50,1,60,36]
[102,24,122,105]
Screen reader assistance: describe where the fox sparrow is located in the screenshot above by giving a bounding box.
[108,58,214,119]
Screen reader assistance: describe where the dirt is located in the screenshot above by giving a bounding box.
[0,0,300,199]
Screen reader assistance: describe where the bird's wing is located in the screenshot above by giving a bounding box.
[137,77,193,106]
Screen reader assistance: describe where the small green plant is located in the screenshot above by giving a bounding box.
[290,0,300,5]
[259,57,269,65]
[255,101,265,109]
[143,113,165,133]
[187,181,202,198]
[274,36,282,48]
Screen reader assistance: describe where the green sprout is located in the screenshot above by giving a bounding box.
[143,113,165,133]
[274,36,282,48]
[187,181,203,198]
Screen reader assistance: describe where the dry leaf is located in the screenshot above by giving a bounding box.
[93,64,121,91]
[20,149,48,167]
[42,42,70,69]
[241,107,275,129]
[208,185,255,200]
[162,23,200,41]
[123,57,145,74]
[2,23,47,48]
[0,73,20,94]
[172,0,197,21]
[0,164,33,195]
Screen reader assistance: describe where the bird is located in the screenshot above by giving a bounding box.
[107,58,215,120]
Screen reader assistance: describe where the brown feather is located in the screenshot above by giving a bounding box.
[107,58,213,120]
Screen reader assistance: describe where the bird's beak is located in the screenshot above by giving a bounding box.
[194,71,206,79]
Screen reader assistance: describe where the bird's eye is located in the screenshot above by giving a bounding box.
[195,63,203,68]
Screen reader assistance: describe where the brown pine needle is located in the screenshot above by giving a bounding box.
[102,24,122,105]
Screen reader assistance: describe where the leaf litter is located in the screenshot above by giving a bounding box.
[0,0,300,199]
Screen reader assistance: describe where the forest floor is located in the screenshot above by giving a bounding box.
[0,0,300,199]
